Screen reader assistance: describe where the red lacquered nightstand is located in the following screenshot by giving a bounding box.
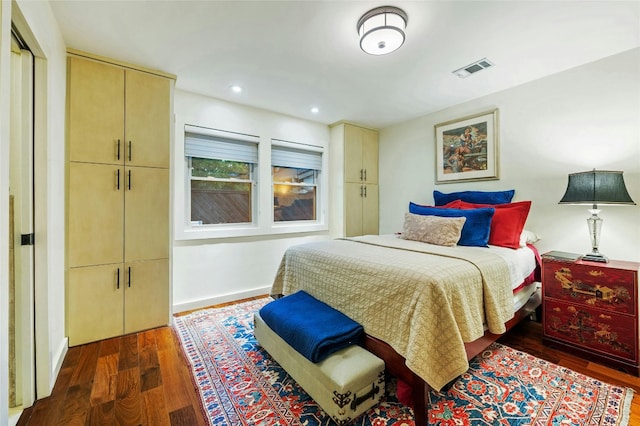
[542,252,640,375]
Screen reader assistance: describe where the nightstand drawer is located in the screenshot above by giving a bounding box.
[544,298,637,363]
[543,259,636,315]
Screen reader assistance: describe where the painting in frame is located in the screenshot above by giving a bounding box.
[435,108,499,184]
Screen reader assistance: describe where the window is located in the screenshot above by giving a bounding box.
[272,142,322,223]
[185,126,259,226]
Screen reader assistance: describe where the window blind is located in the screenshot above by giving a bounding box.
[185,128,258,163]
[271,145,322,170]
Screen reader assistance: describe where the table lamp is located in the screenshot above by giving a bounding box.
[559,169,635,262]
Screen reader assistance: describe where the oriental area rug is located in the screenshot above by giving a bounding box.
[173,298,633,426]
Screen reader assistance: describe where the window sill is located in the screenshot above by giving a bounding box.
[175,222,328,241]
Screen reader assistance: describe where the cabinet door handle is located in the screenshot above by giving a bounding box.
[117,139,121,160]
[116,169,120,190]
[128,141,132,162]
[128,266,131,288]
[360,185,363,197]
[116,268,120,289]
[128,170,131,190]
[360,169,363,181]
[364,169,367,181]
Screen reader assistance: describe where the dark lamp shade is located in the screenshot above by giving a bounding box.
[559,170,636,205]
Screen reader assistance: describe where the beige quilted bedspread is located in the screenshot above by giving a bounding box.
[270,234,514,391]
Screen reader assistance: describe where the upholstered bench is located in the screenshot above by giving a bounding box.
[254,311,385,425]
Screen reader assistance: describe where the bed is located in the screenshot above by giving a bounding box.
[270,233,541,425]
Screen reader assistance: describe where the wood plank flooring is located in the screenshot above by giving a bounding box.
[17,297,640,425]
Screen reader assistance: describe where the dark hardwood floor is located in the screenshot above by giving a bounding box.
[17,297,640,425]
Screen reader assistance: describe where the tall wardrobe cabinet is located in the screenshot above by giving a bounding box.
[330,123,379,238]
[66,52,174,346]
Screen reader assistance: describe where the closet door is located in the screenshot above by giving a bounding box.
[345,182,364,237]
[124,167,169,262]
[361,184,379,235]
[124,259,170,333]
[68,265,124,346]
[68,162,124,268]
[343,125,364,183]
[360,128,378,184]
[125,70,171,168]
[68,57,124,165]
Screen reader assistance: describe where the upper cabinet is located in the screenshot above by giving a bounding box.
[67,56,170,168]
[344,124,378,184]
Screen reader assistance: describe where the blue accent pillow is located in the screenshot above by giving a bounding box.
[433,189,515,206]
[408,202,495,247]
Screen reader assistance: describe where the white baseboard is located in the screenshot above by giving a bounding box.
[49,337,68,395]
[173,286,272,315]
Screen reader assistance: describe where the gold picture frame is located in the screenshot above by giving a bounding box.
[435,108,499,184]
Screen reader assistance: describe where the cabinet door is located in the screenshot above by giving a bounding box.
[68,56,124,164]
[68,264,124,346]
[125,70,170,168]
[345,183,364,237]
[361,128,378,184]
[68,162,124,267]
[344,125,364,183]
[124,167,169,262]
[361,184,379,235]
[124,258,169,334]
[544,298,637,363]
[543,260,636,315]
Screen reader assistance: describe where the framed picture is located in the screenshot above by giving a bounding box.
[435,108,499,184]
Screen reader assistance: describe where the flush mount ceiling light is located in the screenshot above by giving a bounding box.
[357,6,408,55]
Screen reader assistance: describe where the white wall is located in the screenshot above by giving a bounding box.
[172,90,331,312]
[379,48,640,262]
[0,0,67,423]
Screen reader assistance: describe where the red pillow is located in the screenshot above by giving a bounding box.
[455,200,531,249]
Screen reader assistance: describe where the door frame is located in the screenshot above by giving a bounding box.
[9,30,35,412]
[9,4,55,407]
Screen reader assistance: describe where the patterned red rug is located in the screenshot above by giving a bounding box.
[173,297,633,425]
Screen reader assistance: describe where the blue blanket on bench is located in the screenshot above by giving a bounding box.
[259,291,364,363]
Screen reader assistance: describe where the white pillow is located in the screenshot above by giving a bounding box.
[519,229,541,247]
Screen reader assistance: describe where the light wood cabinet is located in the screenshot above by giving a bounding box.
[344,124,378,185]
[68,162,124,268]
[68,56,170,168]
[66,53,173,346]
[67,264,124,345]
[331,123,379,237]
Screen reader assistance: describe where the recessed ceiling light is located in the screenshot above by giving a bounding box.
[310,107,319,114]
[231,85,243,93]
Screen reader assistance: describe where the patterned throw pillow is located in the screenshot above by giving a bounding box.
[400,213,466,246]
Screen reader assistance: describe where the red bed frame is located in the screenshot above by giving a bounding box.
[362,288,541,425]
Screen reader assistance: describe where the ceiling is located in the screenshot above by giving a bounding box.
[48,1,640,129]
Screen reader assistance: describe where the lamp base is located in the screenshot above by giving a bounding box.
[582,252,609,263]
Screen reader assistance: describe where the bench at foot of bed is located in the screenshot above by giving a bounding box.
[254,311,385,425]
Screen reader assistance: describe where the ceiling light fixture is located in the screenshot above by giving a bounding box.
[231,85,243,93]
[310,107,319,114]
[357,6,408,56]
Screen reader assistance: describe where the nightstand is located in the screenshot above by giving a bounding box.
[542,253,640,375]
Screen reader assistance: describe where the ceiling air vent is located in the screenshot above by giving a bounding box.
[452,58,494,78]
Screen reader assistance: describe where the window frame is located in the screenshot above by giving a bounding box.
[176,124,328,240]
[188,157,256,226]
[271,140,323,225]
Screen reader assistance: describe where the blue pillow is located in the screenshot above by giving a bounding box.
[408,202,495,247]
[433,189,515,206]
